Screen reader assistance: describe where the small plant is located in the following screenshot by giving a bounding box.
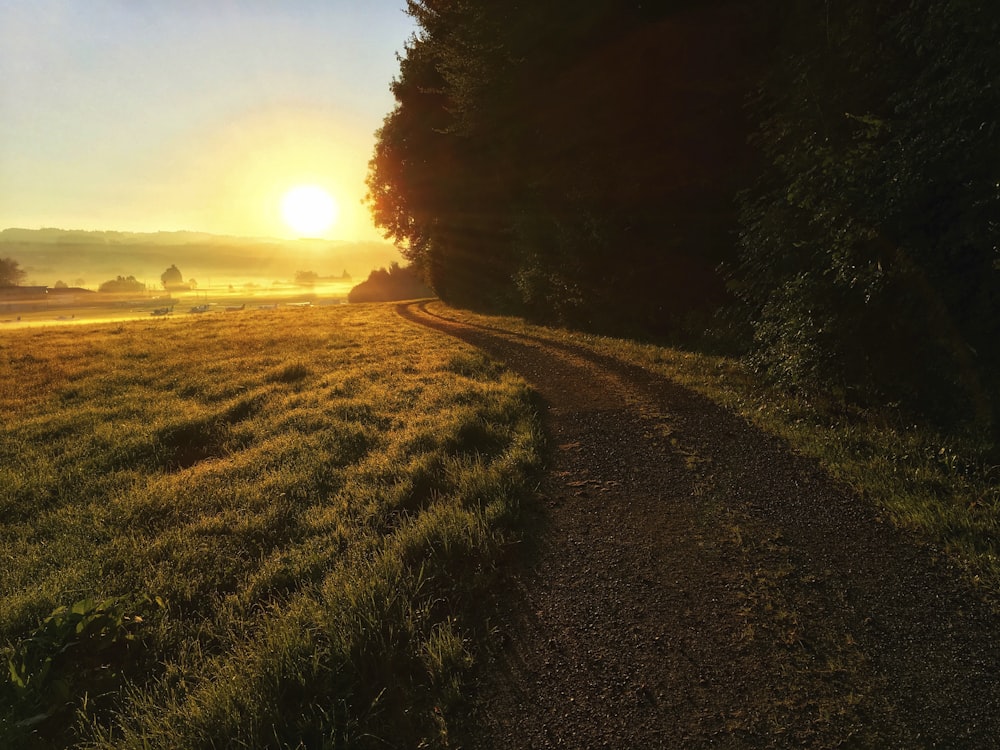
[5,595,157,733]
[8,597,124,694]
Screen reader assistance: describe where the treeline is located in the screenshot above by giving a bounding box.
[367,0,1000,434]
[348,262,433,303]
[368,0,770,329]
[1,232,403,291]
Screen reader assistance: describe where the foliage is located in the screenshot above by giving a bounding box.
[348,261,433,303]
[97,275,145,294]
[0,257,26,287]
[735,0,1000,432]
[3,596,162,742]
[159,265,183,289]
[369,0,1000,437]
[0,304,542,748]
[366,0,774,328]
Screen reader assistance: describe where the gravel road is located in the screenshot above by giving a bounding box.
[398,301,1000,749]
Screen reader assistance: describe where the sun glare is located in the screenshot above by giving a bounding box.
[281,185,339,237]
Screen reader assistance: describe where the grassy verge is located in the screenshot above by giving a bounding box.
[0,303,542,748]
[427,301,1000,602]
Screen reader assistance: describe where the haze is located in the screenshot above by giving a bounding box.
[0,1,417,242]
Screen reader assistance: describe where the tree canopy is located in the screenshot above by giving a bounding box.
[348,262,433,303]
[295,270,320,287]
[367,0,774,329]
[160,264,184,289]
[98,276,146,294]
[368,0,1000,433]
[735,0,1000,429]
[0,257,26,287]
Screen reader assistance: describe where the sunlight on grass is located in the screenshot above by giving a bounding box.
[0,304,542,748]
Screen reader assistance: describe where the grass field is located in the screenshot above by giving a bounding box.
[6,298,997,748]
[0,303,542,748]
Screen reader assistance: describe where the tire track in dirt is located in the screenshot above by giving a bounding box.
[397,301,1000,749]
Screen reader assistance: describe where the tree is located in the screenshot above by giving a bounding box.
[160,264,183,289]
[54,280,68,289]
[98,276,146,294]
[734,0,1000,430]
[367,0,775,329]
[347,262,433,303]
[0,257,26,287]
[295,270,319,287]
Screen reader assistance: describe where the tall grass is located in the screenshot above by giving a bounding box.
[0,304,542,748]
[428,301,1000,602]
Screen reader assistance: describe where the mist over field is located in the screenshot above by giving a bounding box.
[1,228,402,290]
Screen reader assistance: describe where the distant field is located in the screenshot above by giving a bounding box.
[0,284,355,329]
[0,304,542,748]
[2,229,403,293]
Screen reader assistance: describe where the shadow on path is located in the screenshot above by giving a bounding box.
[398,301,1000,749]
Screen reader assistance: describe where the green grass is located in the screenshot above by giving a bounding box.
[8,298,996,746]
[0,303,542,748]
[427,301,1000,603]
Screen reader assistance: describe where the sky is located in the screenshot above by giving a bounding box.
[0,0,416,241]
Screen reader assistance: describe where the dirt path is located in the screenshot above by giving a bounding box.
[397,302,1000,749]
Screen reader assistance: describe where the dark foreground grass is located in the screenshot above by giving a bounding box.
[0,304,542,748]
[429,301,1000,604]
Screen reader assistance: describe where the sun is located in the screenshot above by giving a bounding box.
[281,185,339,237]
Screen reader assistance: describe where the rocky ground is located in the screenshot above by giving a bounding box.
[398,301,1000,749]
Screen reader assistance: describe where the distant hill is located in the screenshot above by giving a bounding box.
[1,228,402,289]
[0,228,242,245]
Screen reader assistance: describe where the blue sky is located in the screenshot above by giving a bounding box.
[0,1,416,239]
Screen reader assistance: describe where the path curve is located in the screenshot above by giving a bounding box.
[398,301,1000,749]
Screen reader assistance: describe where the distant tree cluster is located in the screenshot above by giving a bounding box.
[295,270,320,287]
[368,0,1000,435]
[160,264,192,291]
[98,276,146,294]
[0,257,26,287]
[296,269,353,287]
[348,262,432,303]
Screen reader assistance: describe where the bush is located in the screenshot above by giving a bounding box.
[348,262,432,303]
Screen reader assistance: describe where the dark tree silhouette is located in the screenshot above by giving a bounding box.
[736,0,1000,431]
[99,276,146,293]
[367,0,775,330]
[160,264,183,289]
[368,0,1000,432]
[0,257,26,287]
[348,262,432,303]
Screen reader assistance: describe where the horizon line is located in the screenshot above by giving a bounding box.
[0,226,397,245]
